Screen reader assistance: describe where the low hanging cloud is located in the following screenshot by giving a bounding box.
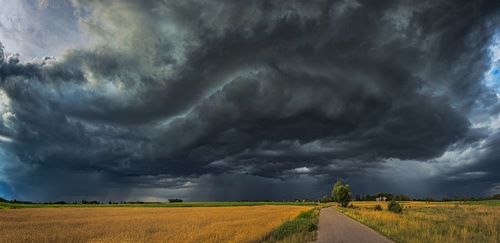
[0,0,499,201]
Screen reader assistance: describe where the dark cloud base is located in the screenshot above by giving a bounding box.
[0,0,499,202]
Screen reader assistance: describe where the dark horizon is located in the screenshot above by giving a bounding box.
[0,0,500,202]
[2,191,499,204]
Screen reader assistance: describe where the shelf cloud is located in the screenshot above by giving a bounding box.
[0,0,499,202]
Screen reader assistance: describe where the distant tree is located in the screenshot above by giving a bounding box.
[81,200,99,204]
[441,197,452,202]
[424,197,435,203]
[394,194,411,201]
[332,181,352,207]
[355,194,361,201]
[168,198,183,203]
[375,193,394,201]
[320,195,331,203]
[365,194,378,201]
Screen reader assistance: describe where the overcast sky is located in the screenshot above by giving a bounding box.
[0,0,499,202]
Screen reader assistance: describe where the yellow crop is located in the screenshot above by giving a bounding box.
[335,201,499,243]
[0,205,312,242]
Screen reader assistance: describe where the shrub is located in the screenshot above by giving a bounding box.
[387,200,403,213]
[374,204,383,211]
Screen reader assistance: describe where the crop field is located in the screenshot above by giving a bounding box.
[0,205,313,242]
[335,201,499,243]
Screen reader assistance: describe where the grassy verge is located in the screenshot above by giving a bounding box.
[334,201,499,243]
[262,205,324,242]
[456,200,500,206]
[0,201,316,209]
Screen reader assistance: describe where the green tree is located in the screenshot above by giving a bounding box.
[320,195,331,203]
[332,181,352,207]
[394,194,411,201]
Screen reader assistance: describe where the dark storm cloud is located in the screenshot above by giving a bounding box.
[435,131,500,197]
[0,0,499,201]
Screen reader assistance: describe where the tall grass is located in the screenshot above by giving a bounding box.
[335,201,499,243]
[263,207,321,242]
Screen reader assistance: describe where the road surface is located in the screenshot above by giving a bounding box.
[312,207,394,243]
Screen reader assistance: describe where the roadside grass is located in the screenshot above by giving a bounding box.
[335,201,499,243]
[457,200,500,206]
[0,201,316,209]
[263,206,323,243]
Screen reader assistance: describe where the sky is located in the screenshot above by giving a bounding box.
[0,0,499,202]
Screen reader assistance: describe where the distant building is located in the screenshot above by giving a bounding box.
[376,197,387,202]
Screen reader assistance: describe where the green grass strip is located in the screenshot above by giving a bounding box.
[263,206,321,242]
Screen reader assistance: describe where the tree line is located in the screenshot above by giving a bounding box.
[322,181,500,206]
[354,193,412,201]
[0,197,183,204]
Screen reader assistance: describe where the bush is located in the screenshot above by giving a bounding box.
[387,200,403,213]
[374,204,383,211]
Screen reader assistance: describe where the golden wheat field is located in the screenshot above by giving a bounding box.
[335,201,499,243]
[0,205,313,242]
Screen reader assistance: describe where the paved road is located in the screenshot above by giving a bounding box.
[312,207,393,243]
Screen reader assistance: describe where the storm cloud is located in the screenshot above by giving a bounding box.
[0,0,499,202]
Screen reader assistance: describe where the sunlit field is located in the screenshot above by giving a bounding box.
[0,205,313,242]
[335,201,499,243]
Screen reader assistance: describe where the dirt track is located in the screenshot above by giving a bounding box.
[312,207,393,243]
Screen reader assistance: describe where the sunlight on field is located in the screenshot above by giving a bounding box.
[0,205,312,242]
[335,201,499,243]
